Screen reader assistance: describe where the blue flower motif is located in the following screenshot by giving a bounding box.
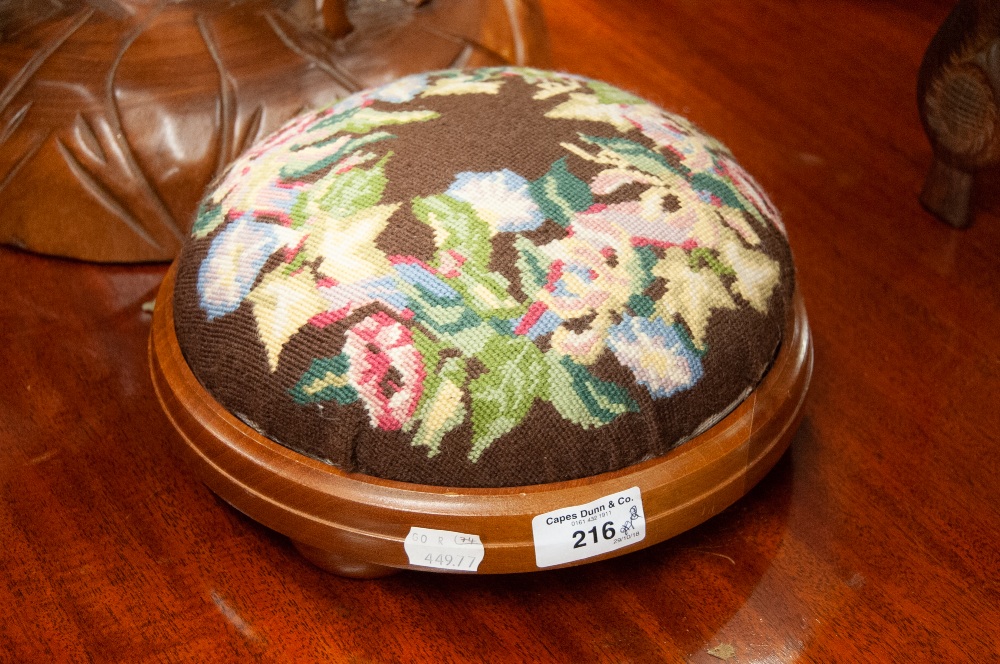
[371,74,430,103]
[393,260,461,300]
[329,91,367,115]
[197,216,293,321]
[607,314,704,398]
[446,169,544,233]
[363,275,410,312]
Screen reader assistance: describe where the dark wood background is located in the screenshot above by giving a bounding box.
[2,0,998,661]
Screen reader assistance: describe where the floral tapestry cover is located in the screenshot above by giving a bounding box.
[173,68,795,487]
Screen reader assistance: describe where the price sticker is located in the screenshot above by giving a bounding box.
[403,527,485,572]
[532,487,646,568]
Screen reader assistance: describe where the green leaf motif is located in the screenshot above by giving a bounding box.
[410,327,443,376]
[689,172,743,209]
[629,244,659,291]
[409,357,468,456]
[580,134,687,179]
[449,267,522,318]
[587,80,647,106]
[515,235,550,295]
[282,248,308,275]
[289,190,311,229]
[529,157,593,227]
[468,336,548,462]
[308,104,364,132]
[444,322,500,357]
[316,154,389,218]
[688,247,736,277]
[289,354,358,405]
[312,106,440,136]
[627,293,656,317]
[412,194,492,270]
[401,281,482,336]
[280,131,393,181]
[412,194,521,315]
[192,201,224,238]
[546,352,639,428]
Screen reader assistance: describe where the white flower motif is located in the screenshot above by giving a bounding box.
[445,170,544,232]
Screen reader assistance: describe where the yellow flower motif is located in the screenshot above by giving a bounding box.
[715,226,781,313]
[652,247,737,350]
[422,73,504,97]
[547,92,636,132]
[311,203,400,283]
[248,268,329,371]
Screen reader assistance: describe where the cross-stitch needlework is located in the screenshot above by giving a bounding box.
[172,67,795,487]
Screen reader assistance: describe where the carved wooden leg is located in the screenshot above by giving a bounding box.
[920,156,975,228]
[292,540,400,579]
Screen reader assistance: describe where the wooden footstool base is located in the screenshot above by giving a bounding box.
[150,264,811,577]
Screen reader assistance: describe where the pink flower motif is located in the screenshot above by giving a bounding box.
[717,153,786,235]
[534,211,639,363]
[620,106,717,173]
[342,312,426,431]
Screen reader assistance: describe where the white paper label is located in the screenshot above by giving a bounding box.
[532,486,646,568]
[403,527,485,572]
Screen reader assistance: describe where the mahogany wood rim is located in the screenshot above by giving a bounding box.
[149,263,812,574]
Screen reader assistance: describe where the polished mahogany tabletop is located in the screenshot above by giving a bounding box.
[2,0,998,661]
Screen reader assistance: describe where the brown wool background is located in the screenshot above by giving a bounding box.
[173,73,795,488]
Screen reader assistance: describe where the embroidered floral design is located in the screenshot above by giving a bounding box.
[608,314,704,398]
[446,170,545,233]
[342,312,427,431]
[193,68,787,463]
[198,216,300,321]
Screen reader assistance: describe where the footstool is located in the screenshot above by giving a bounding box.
[150,67,812,577]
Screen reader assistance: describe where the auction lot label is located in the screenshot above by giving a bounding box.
[532,487,646,567]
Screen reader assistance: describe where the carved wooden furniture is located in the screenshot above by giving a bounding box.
[918,0,1000,228]
[0,0,549,262]
[149,68,811,577]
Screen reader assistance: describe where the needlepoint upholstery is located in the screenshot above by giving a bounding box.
[173,67,795,488]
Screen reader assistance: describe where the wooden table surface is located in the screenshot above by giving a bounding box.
[3,0,998,661]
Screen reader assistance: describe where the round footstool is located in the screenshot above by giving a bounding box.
[150,67,811,577]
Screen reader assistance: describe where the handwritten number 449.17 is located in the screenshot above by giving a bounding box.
[573,522,615,548]
[424,553,477,569]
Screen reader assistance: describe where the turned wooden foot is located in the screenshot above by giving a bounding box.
[920,156,975,228]
[292,541,400,579]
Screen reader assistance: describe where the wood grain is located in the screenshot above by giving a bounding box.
[0,0,549,263]
[2,0,999,661]
[149,264,811,577]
